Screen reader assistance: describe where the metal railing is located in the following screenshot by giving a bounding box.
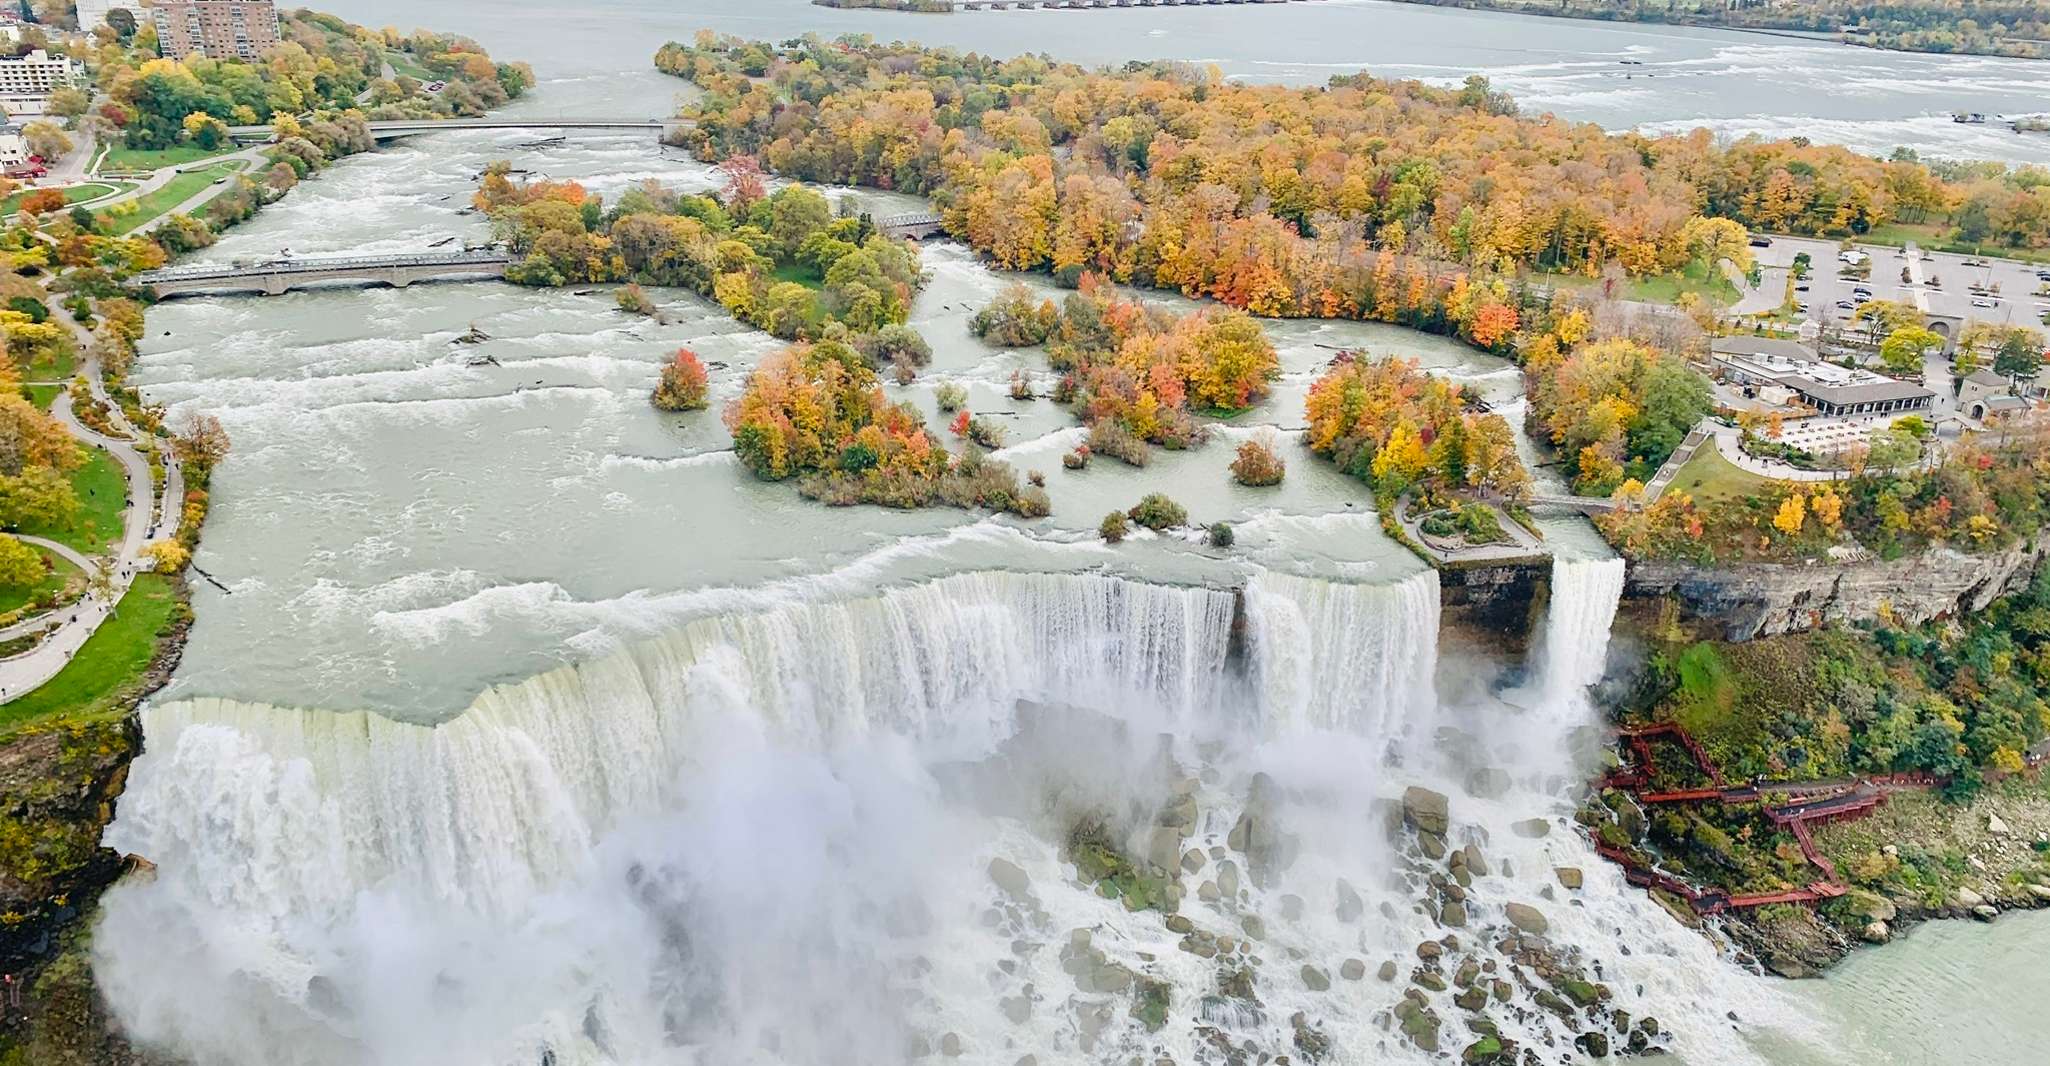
[136,250,510,284]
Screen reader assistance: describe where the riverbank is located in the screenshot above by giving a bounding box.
[1590,567,2050,983]
[1357,0,2050,63]
[0,15,538,1062]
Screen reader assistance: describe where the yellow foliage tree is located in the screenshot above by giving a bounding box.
[1772,493,1806,536]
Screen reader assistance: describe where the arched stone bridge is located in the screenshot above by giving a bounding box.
[135,250,512,298]
[228,116,688,144]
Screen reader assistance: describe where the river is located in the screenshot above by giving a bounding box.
[86,3,2046,1064]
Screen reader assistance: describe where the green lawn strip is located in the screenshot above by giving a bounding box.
[0,545,80,616]
[0,574,178,735]
[106,162,242,235]
[0,183,120,214]
[385,49,438,82]
[1861,222,2050,266]
[1536,260,1739,306]
[1659,439,1772,505]
[96,144,236,173]
[16,447,125,555]
[18,342,75,382]
[770,261,824,289]
[24,384,60,411]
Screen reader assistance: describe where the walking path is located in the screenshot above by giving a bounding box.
[0,308,182,702]
[1596,722,2050,916]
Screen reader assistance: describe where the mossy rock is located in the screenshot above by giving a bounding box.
[1131,977,1170,1031]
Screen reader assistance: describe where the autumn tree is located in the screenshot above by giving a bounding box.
[172,411,231,478]
[652,348,710,411]
[0,533,42,589]
[1230,432,1286,487]
[1878,325,1943,376]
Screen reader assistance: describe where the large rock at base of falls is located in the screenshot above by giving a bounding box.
[1504,902,1549,936]
[1402,786,1450,836]
[1464,768,1511,800]
[988,858,1032,900]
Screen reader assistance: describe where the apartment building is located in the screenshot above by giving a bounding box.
[151,0,280,61]
[0,49,85,117]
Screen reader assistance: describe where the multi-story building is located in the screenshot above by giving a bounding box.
[151,0,280,61]
[0,49,86,117]
[76,1,151,33]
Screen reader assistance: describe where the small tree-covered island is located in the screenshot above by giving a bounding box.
[11,6,2050,1066]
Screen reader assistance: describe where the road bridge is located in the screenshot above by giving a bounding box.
[135,250,512,298]
[228,116,685,144]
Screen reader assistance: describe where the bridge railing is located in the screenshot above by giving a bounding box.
[136,251,511,283]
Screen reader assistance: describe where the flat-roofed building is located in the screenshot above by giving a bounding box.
[1780,364,1935,417]
[151,0,278,60]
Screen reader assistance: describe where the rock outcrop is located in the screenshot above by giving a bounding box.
[1625,539,2049,641]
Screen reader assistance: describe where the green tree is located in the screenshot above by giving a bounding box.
[0,533,40,589]
[1994,331,2044,380]
[1878,325,1943,376]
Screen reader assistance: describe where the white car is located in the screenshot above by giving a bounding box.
[1971,297,1999,308]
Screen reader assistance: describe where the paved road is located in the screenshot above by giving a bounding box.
[0,308,183,702]
[45,125,98,184]
[0,536,98,644]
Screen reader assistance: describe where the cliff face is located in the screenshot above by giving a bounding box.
[1439,561,1549,653]
[1624,540,2049,641]
[0,715,140,970]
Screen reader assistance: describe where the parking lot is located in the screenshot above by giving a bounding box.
[1733,235,2050,335]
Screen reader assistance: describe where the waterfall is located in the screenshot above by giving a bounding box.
[108,572,1242,912]
[1242,568,1440,747]
[95,565,1806,1066]
[1539,556,1626,702]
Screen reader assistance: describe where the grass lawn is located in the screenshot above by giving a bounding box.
[1660,440,1771,505]
[96,144,236,173]
[0,545,80,616]
[1539,259,1740,306]
[385,49,438,82]
[24,384,60,410]
[1862,222,2050,265]
[16,447,125,555]
[106,161,242,235]
[0,182,122,215]
[770,261,824,289]
[0,574,178,735]
[18,342,75,383]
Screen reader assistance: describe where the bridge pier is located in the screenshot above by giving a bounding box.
[261,275,288,296]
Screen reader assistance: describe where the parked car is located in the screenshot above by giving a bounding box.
[1794,284,1810,292]
[1748,236,1773,248]
[1852,287,1874,298]
[1835,299,1857,310]
[1972,297,1999,308]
